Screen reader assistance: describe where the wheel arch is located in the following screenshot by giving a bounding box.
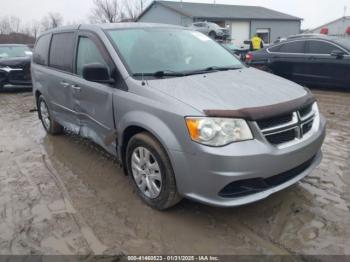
[118,112,183,175]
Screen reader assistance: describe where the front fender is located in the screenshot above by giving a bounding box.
[118,110,184,153]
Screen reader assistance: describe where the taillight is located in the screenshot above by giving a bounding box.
[246,52,253,62]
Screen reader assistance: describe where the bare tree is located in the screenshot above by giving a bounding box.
[90,0,122,23]
[41,12,63,31]
[0,16,22,34]
[123,0,142,21]
[29,20,41,39]
[0,16,11,34]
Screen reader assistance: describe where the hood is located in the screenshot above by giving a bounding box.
[146,67,308,113]
[0,57,31,68]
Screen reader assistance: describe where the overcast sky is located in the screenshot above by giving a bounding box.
[0,0,349,29]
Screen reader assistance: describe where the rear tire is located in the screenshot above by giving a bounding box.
[126,132,182,210]
[38,95,63,135]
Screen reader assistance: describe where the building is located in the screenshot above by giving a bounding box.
[137,0,302,45]
[309,17,350,36]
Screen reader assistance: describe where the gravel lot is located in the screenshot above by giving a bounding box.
[0,88,349,256]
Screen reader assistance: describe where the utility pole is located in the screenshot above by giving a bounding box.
[344,6,347,17]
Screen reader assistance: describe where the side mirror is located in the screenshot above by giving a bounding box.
[331,50,345,59]
[82,63,114,84]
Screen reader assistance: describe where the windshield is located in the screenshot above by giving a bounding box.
[107,28,243,76]
[0,46,32,59]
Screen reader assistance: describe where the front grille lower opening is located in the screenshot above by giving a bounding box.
[218,155,316,198]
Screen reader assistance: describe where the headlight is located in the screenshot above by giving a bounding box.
[185,117,253,146]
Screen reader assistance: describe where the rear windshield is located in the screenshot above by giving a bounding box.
[107,28,243,75]
[0,46,32,59]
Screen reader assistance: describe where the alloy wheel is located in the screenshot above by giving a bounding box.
[40,100,51,130]
[131,147,162,199]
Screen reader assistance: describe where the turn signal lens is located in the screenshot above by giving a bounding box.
[186,118,200,140]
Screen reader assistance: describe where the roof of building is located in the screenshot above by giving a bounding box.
[138,1,302,21]
[310,16,350,32]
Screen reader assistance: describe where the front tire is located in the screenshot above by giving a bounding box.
[126,132,182,210]
[209,31,217,39]
[38,95,63,135]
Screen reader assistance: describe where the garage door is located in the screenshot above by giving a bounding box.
[231,21,250,47]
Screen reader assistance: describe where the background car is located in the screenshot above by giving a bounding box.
[0,44,32,89]
[246,35,350,88]
[221,42,249,61]
[189,21,230,39]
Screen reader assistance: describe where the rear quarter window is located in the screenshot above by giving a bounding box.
[49,32,75,72]
[33,34,51,66]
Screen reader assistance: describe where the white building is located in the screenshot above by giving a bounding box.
[137,1,302,46]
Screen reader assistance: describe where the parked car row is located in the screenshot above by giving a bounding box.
[0,44,32,89]
[246,35,350,88]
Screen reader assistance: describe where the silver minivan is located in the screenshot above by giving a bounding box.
[32,23,326,210]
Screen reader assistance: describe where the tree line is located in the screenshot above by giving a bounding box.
[0,0,149,39]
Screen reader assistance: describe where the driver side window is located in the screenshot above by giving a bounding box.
[76,36,109,76]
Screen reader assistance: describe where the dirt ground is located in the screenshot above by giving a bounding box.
[0,88,349,256]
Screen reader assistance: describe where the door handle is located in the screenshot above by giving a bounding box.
[71,84,81,92]
[60,81,71,87]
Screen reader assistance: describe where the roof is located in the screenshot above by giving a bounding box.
[273,35,350,51]
[311,16,350,32]
[138,0,302,21]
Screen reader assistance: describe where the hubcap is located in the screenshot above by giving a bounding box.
[40,100,50,130]
[131,147,162,199]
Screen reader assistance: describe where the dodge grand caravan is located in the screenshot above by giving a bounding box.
[32,23,326,210]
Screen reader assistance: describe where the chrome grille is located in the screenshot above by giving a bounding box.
[257,103,317,147]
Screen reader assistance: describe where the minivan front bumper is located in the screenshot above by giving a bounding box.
[170,116,326,207]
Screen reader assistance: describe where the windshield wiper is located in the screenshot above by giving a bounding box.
[133,70,186,78]
[182,66,242,76]
[207,66,242,71]
[133,66,242,78]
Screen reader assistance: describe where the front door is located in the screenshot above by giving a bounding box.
[71,32,117,154]
[269,40,308,84]
[305,40,350,87]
